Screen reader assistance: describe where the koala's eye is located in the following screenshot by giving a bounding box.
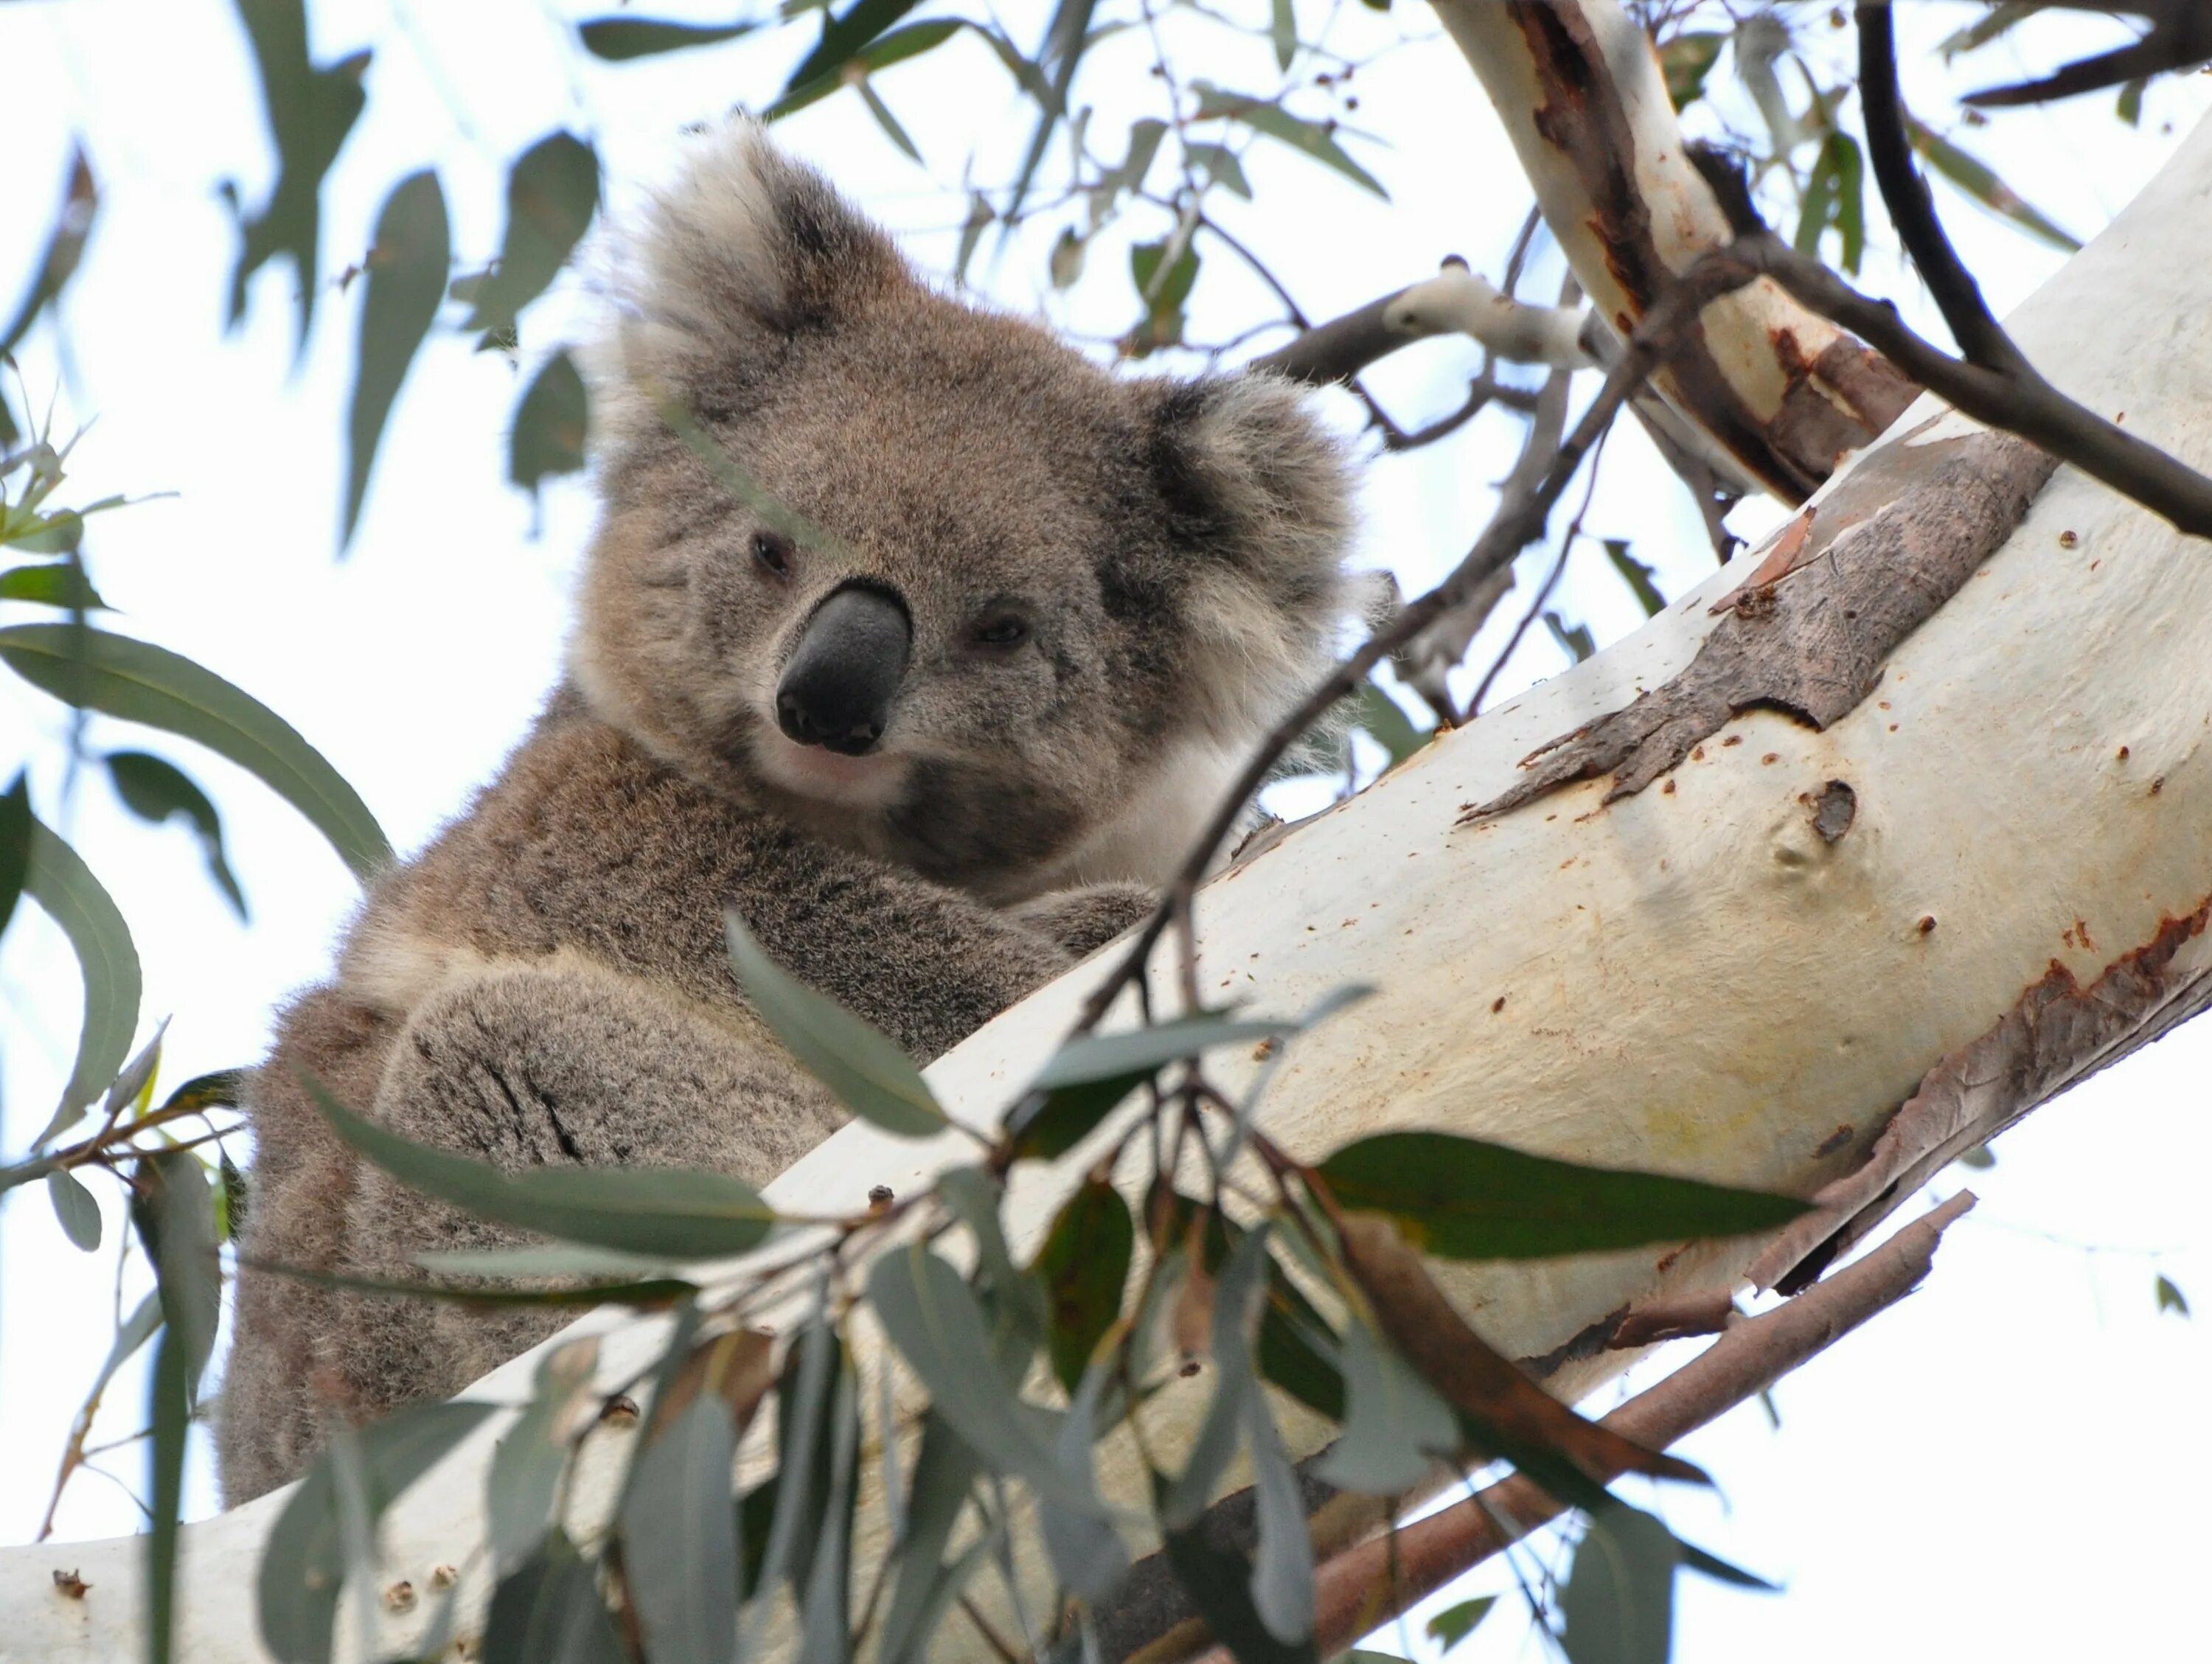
[973,613,1030,650]
[752,531,794,578]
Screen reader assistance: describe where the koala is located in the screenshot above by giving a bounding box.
[218,122,1355,1504]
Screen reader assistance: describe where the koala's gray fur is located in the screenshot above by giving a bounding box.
[218,122,1354,1504]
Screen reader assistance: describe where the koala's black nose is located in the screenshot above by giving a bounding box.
[775,583,911,756]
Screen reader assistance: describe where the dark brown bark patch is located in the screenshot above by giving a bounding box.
[1807,779,1857,844]
[1465,430,2056,822]
[1750,894,2212,1294]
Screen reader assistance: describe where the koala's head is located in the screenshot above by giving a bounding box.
[572,122,1357,901]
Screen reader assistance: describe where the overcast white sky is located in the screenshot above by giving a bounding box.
[0,2,2207,1659]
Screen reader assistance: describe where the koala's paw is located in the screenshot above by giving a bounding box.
[1009,882,1159,958]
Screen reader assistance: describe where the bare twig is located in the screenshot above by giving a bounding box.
[1962,0,2212,108]
[1856,4,2027,375]
[1170,1192,1978,1664]
[1253,262,1591,387]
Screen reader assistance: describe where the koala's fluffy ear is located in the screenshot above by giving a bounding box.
[597,120,911,440]
[1144,373,1358,741]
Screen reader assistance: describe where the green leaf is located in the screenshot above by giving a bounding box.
[785,0,924,88]
[2157,1273,2190,1317]
[866,1245,1105,1514]
[225,3,368,348]
[1658,31,1725,111]
[21,814,140,1144]
[488,1338,600,1574]
[1037,1361,1129,1601]
[299,1072,780,1257]
[724,908,947,1137]
[147,1327,189,1664]
[794,1351,862,1664]
[1310,1316,1455,1495]
[621,1389,739,1664]
[1938,1,2037,60]
[344,170,449,547]
[1904,114,2079,251]
[1032,1179,1134,1391]
[0,622,392,880]
[1186,142,1252,200]
[1545,610,1596,664]
[1559,1503,1678,1664]
[47,1166,101,1250]
[1603,540,1667,618]
[108,750,248,919]
[0,770,29,942]
[1269,0,1296,72]
[937,1166,1050,1354]
[1427,1595,1498,1652]
[858,81,923,163]
[481,1531,627,1664]
[765,21,964,122]
[1002,0,1100,226]
[1125,236,1200,356]
[258,1401,497,1664]
[1313,1130,1807,1260]
[510,351,589,501]
[1242,1340,1313,1643]
[2116,76,2147,127]
[0,560,108,609]
[1008,1012,1298,1161]
[877,1414,982,1664]
[133,1150,221,1398]
[577,15,757,60]
[1162,1225,1274,1529]
[0,149,97,360]
[1192,83,1386,199]
[1159,1505,1318,1664]
[417,1242,681,1280]
[1351,679,1428,767]
[1793,128,1866,274]
[467,133,599,336]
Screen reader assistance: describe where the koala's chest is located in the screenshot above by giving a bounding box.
[338,720,952,1046]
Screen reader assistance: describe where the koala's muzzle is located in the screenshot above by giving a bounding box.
[775,583,911,756]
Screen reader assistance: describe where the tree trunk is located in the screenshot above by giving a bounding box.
[6,90,2211,1664]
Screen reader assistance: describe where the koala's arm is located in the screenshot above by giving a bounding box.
[1008,882,1158,959]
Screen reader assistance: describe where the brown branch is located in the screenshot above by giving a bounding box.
[1161,1192,1979,1664]
[1856,3,2027,375]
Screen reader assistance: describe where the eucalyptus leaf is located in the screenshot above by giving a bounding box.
[621,1389,739,1664]
[1192,83,1386,199]
[258,1401,497,1664]
[2157,1273,2190,1317]
[1603,540,1668,618]
[725,908,945,1136]
[0,560,107,609]
[489,1338,601,1574]
[0,622,392,880]
[1427,1595,1497,1652]
[147,1327,189,1664]
[1,149,96,360]
[1037,1362,1128,1602]
[46,1166,101,1250]
[1311,1317,1456,1496]
[21,813,139,1145]
[1314,1130,1806,1260]
[133,1149,220,1398]
[765,21,964,122]
[225,2,368,348]
[794,1354,862,1664]
[1559,1503,1679,1664]
[300,1072,779,1257]
[866,1245,1106,1515]
[1352,678,1427,767]
[344,170,450,547]
[468,133,599,335]
[0,771,27,942]
[481,1531,627,1664]
[577,16,757,60]
[1032,1178,1133,1390]
[511,351,589,501]
[878,1413,981,1664]
[108,750,248,918]
[1905,114,2079,251]
[785,0,925,89]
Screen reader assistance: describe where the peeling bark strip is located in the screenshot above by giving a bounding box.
[1435,0,1917,499]
[1750,898,2212,1294]
[1468,431,2056,819]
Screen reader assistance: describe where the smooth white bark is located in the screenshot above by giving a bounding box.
[7,101,2212,1664]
